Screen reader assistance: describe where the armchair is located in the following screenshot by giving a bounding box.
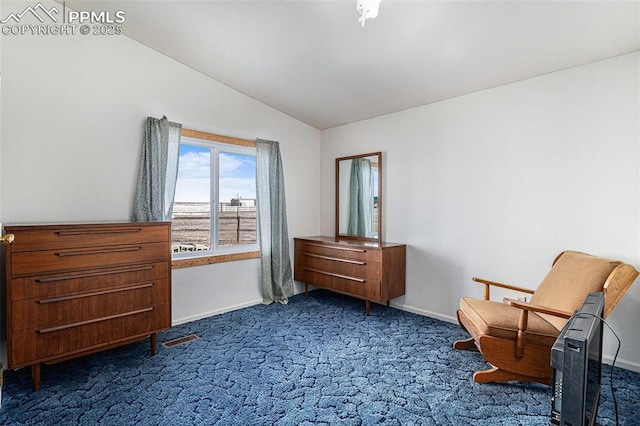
[454,250,638,384]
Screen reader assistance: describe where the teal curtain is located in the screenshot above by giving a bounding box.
[256,139,294,304]
[347,158,374,237]
[133,116,182,221]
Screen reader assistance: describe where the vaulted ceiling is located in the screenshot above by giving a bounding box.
[63,1,640,130]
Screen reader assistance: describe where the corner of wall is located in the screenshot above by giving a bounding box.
[0,0,3,223]
[0,0,6,377]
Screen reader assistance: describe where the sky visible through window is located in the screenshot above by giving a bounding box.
[174,144,256,203]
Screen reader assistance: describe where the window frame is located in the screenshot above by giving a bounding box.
[171,128,260,268]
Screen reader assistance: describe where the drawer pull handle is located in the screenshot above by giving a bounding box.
[1,233,15,245]
[304,267,365,283]
[55,246,142,257]
[303,253,366,265]
[37,282,154,304]
[55,228,143,236]
[303,242,366,253]
[37,307,154,334]
[36,265,154,283]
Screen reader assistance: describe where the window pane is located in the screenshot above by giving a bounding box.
[172,145,211,253]
[218,152,257,247]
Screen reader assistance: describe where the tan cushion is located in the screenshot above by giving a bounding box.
[531,251,620,329]
[459,297,561,347]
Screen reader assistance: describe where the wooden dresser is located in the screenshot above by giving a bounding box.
[4,222,171,391]
[294,236,406,315]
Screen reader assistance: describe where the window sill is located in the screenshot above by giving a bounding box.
[172,250,261,269]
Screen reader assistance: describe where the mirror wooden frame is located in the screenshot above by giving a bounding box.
[335,152,382,244]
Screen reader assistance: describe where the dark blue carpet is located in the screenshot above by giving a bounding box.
[1,290,639,425]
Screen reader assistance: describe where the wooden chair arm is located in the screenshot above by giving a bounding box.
[472,277,535,300]
[502,297,572,359]
[503,298,573,319]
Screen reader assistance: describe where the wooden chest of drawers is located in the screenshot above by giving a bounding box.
[4,222,172,391]
[294,236,406,315]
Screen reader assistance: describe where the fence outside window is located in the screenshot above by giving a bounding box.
[171,202,257,253]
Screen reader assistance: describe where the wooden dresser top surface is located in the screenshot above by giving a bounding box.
[294,235,405,249]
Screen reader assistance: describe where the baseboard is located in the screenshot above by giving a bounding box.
[306,288,460,324]
[603,355,640,373]
[172,288,306,327]
[172,298,263,326]
[392,302,458,325]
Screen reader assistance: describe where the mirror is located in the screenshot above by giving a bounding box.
[335,152,382,243]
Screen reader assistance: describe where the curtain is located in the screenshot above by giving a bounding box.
[256,139,294,304]
[347,158,374,237]
[133,116,182,221]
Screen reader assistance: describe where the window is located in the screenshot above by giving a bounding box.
[171,133,258,259]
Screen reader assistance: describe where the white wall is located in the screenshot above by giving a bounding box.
[0,0,3,221]
[0,0,4,370]
[321,52,640,371]
[0,0,321,334]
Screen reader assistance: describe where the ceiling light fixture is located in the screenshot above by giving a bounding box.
[356,0,381,27]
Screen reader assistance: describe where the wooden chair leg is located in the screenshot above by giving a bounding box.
[453,337,477,350]
[31,363,41,392]
[150,332,157,356]
[472,366,550,385]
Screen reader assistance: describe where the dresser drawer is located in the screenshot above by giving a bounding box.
[11,279,169,332]
[9,261,168,301]
[296,240,380,263]
[10,307,169,367]
[10,242,168,277]
[298,251,381,281]
[6,224,169,252]
[301,268,381,300]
